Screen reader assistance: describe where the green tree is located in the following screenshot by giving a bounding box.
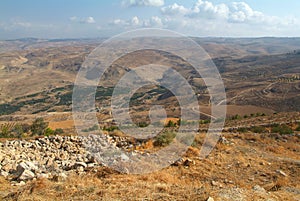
[44,128,55,136]
[0,122,16,138]
[30,118,48,136]
[154,131,176,147]
[271,124,293,135]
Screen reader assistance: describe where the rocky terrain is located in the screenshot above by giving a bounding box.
[0,134,141,185]
[0,130,299,200]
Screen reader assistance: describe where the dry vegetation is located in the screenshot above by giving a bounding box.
[0,130,299,201]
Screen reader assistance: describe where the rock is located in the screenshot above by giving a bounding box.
[76,166,84,172]
[15,181,26,186]
[120,153,129,161]
[0,135,134,182]
[37,173,51,179]
[183,158,194,167]
[73,162,87,169]
[207,197,214,201]
[18,169,35,180]
[276,170,287,177]
[219,136,228,144]
[211,181,223,187]
[253,185,266,193]
[52,172,68,182]
[0,171,9,178]
[224,179,234,184]
[2,164,13,172]
[17,161,38,173]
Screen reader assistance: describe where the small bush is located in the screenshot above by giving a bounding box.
[102,125,118,132]
[231,114,242,120]
[137,122,148,128]
[0,122,16,138]
[44,128,55,136]
[271,124,293,135]
[31,118,48,136]
[199,119,210,124]
[237,127,248,133]
[165,120,176,128]
[154,131,176,147]
[54,128,64,135]
[251,126,267,133]
[82,124,99,132]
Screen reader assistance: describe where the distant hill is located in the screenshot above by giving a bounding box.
[0,37,299,116]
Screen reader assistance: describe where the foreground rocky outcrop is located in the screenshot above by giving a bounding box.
[0,134,195,185]
[0,135,132,185]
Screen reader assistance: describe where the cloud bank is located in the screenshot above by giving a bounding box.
[122,0,164,7]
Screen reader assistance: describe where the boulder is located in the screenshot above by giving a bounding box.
[18,169,35,180]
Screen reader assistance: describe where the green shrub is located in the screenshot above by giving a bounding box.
[271,124,293,135]
[165,120,176,128]
[0,122,16,137]
[251,126,267,133]
[200,119,210,124]
[31,118,48,136]
[154,131,176,147]
[231,114,242,120]
[44,128,55,136]
[102,125,118,132]
[137,122,148,128]
[237,127,248,133]
[54,128,64,135]
[82,124,99,132]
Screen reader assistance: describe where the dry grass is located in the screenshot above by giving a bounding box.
[1,132,300,200]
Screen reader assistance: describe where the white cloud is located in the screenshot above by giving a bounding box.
[157,0,300,36]
[69,16,78,22]
[161,3,189,15]
[122,0,164,7]
[82,17,96,24]
[70,16,96,24]
[131,16,140,26]
[191,0,229,19]
[149,16,163,27]
[112,15,164,29]
[112,19,128,26]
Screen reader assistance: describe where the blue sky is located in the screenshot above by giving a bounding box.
[0,0,300,39]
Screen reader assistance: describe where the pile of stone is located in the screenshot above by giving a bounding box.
[0,135,130,184]
[0,134,193,184]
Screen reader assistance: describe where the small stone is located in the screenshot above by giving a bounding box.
[253,185,266,193]
[276,170,287,177]
[0,171,9,178]
[18,169,35,180]
[183,158,194,167]
[207,197,214,201]
[14,181,26,186]
[52,172,68,182]
[87,163,95,168]
[73,162,87,169]
[120,153,129,161]
[211,180,222,187]
[37,173,51,179]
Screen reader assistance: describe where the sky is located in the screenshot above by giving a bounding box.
[0,0,300,39]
